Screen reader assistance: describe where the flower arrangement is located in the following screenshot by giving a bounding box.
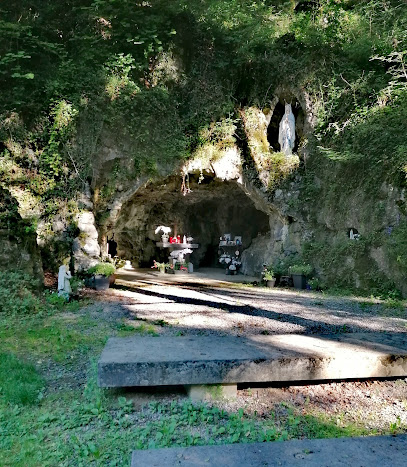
[174,261,188,271]
[151,260,170,272]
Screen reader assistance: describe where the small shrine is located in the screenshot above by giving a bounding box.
[218,233,242,275]
[155,225,199,271]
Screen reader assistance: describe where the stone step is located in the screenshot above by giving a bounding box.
[98,333,407,388]
[130,434,407,466]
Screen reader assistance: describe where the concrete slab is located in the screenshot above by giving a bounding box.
[130,434,407,466]
[98,333,407,388]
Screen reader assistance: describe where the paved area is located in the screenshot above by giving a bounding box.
[98,333,407,388]
[131,434,407,466]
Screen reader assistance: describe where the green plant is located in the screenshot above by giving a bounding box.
[0,271,43,315]
[44,291,67,310]
[0,353,45,405]
[151,260,170,271]
[87,263,116,277]
[290,263,313,277]
[113,257,126,269]
[262,266,275,281]
[308,277,322,291]
[70,276,84,294]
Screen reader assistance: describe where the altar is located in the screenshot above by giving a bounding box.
[155,226,199,271]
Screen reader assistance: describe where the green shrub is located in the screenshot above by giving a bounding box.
[273,256,300,276]
[290,263,313,277]
[70,276,84,294]
[0,353,45,405]
[308,277,322,291]
[44,291,67,309]
[0,271,43,315]
[87,263,116,277]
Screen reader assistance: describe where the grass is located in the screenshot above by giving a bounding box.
[0,353,45,406]
[1,290,406,465]
[0,389,371,466]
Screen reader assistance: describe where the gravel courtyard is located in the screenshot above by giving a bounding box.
[110,271,407,337]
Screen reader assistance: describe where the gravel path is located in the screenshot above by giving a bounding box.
[111,280,407,337]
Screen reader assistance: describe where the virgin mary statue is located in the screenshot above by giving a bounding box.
[278,103,296,156]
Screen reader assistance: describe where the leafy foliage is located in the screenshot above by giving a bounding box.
[1,0,407,291]
[0,271,43,315]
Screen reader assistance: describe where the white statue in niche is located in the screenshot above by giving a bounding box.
[278,103,296,155]
[58,264,72,299]
[349,229,360,240]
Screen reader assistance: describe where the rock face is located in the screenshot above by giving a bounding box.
[0,230,44,283]
[0,188,43,285]
[88,89,404,289]
[72,211,101,272]
[12,83,403,295]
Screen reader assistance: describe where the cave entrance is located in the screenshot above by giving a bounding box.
[112,176,270,272]
[267,98,304,153]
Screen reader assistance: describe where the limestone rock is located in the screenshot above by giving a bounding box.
[73,211,100,271]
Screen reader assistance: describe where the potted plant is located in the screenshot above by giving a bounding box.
[87,263,116,290]
[151,260,169,274]
[290,263,313,290]
[262,266,276,288]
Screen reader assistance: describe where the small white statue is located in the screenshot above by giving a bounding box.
[58,265,72,299]
[349,229,360,240]
[155,225,172,244]
[278,103,296,155]
[124,260,134,270]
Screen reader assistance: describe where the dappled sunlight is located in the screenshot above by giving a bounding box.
[107,275,407,338]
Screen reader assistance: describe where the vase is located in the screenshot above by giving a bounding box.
[292,274,306,289]
[266,279,276,288]
[92,274,110,291]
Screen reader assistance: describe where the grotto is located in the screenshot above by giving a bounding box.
[108,173,271,272]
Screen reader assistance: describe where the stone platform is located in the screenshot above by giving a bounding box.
[130,434,407,466]
[98,333,407,389]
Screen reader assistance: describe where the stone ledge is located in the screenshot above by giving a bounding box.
[130,434,407,466]
[98,333,407,388]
